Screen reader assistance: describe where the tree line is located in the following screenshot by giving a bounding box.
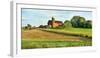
[22,16,92,30]
[63,16,92,28]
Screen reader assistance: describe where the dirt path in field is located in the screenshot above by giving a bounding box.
[22,29,90,41]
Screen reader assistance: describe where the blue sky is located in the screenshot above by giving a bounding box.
[21,8,92,27]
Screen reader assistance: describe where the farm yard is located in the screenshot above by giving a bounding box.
[21,28,92,49]
[21,8,92,49]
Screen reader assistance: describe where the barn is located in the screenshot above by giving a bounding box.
[48,19,63,28]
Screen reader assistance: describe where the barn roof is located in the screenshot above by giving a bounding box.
[48,20,63,23]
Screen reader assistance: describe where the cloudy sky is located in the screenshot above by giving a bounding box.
[21,8,92,27]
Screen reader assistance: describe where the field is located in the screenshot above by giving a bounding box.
[42,28,92,39]
[21,28,92,49]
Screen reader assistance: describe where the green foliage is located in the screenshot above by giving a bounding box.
[44,28,92,39]
[84,20,92,28]
[64,20,72,28]
[27,24,31,28]
[27,24,32,30]
[71,16,92,28]
[23,24,32,30]
[21,40,92,49]
[71,16,80,27]
[78,17,86,28]
[71,16,86,28]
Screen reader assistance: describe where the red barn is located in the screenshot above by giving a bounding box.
[48,20,63,28]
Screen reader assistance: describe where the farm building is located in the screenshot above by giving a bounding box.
[48,17,63,28]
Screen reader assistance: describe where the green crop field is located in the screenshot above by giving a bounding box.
[43,28,92,39]
[21,40,92,49]
[21,28,92,49]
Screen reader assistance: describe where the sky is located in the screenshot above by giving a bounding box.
[21,8,92,27]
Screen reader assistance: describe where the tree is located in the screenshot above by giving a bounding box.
[85,20,92,28]
[27,24,32,30]
[71,16,80,27]
[64,20,72,28]
[77,17,86,28]
[24,26,28,30]
[71,16,86,28]
[39,25,44,28]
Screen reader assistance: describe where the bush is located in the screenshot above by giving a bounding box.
[64,20,72,28]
